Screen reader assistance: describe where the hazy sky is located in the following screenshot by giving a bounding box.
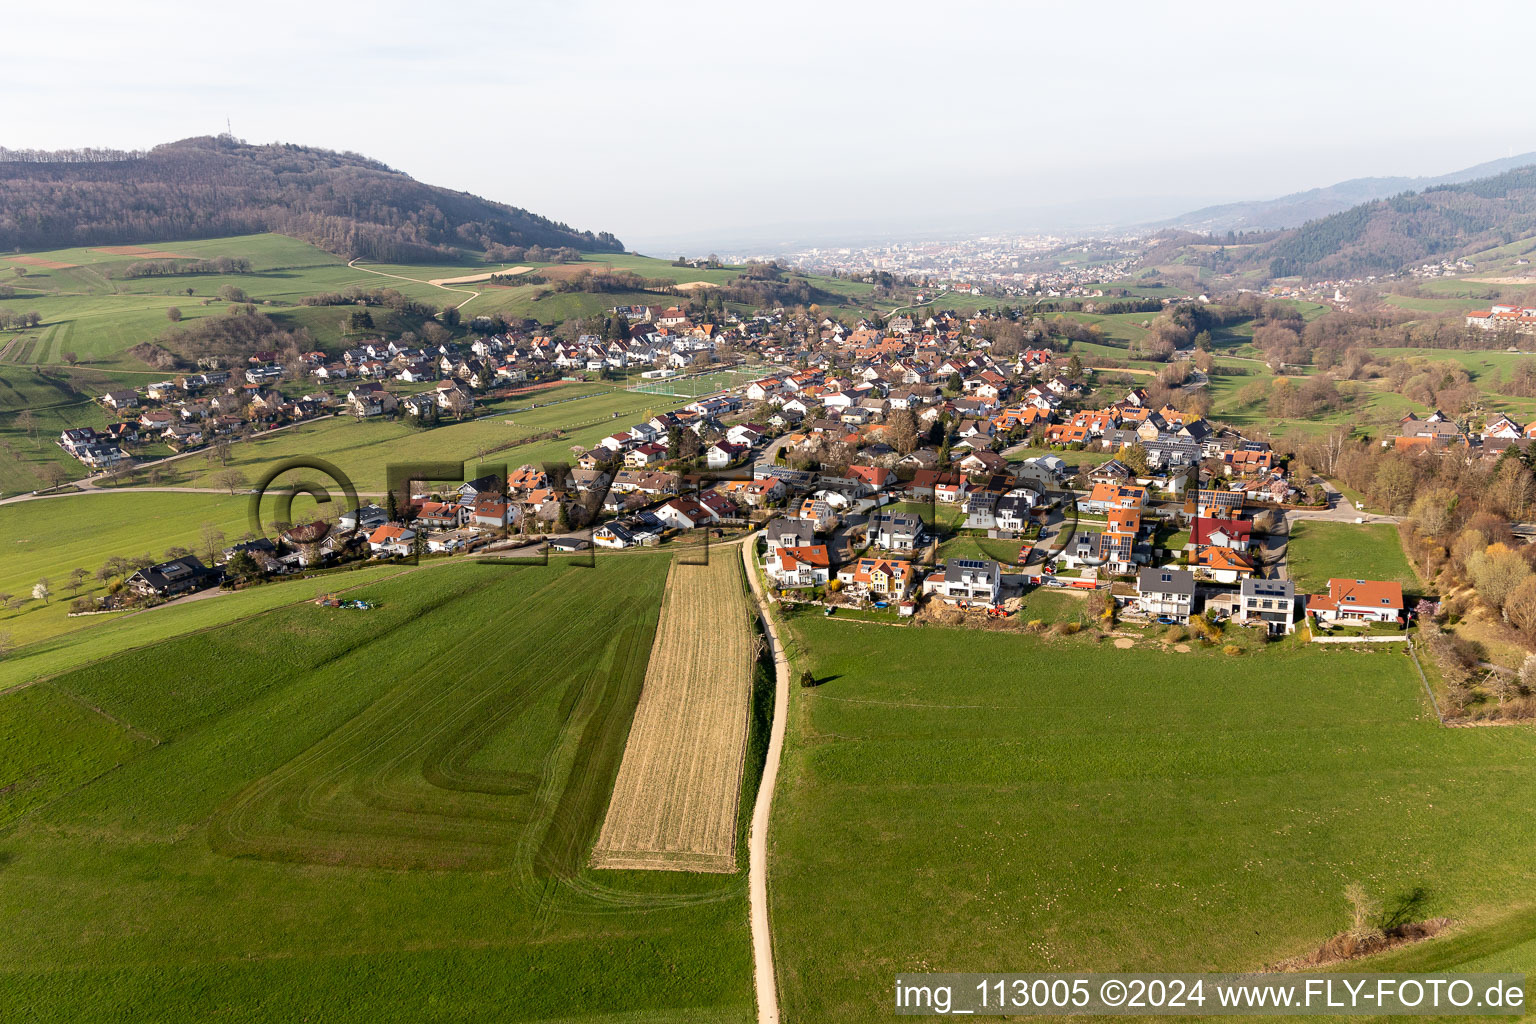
[9,0,1534,252]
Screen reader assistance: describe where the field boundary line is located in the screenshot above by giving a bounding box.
[742,532,786,1024]
[49,686,162,746]
[1409,641,1445,724]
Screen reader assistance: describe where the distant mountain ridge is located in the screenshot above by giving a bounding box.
[0,136,622,262]
[1153,152,1536,234]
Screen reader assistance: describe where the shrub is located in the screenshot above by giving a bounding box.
[1164,626,1187,643]
[1223,644,1242,656]
[799,670,816,688]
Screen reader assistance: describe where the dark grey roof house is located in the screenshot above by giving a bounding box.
[127,556,223,598]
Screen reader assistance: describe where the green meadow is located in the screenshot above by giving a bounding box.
[0,560,421,690]
[0,555,757,1024]
[0,491,258,646]
[769,618,1536,1022]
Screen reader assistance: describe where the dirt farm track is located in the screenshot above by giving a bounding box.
[591,554,755,872]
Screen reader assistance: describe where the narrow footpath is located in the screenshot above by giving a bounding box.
[740,533,788,1024]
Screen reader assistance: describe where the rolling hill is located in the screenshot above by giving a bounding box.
[1146,164,1536,281]
[1154,151,1536,234]
[0,136,622,261]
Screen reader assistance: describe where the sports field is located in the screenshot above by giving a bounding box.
[0,555,757,1023]
[769,618,1536,1022]
[594,554,755,872]
[1286,519,1419,595]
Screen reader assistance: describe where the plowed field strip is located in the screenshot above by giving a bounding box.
[592,555,752,872]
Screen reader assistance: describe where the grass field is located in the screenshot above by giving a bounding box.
[769,618,1536,1022]
[0,490,261,646]
[0,555,757,1023]
[0,560,423,690]
[1285,520,1418,595]
[593,554,755,873]
[935,534,1025,565]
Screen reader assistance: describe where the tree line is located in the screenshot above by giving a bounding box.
[119,257,252,278]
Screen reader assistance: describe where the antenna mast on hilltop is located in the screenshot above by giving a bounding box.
[226,117,233,138]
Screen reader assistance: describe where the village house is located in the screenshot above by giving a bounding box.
[368,524,416,557]
[870,510,923,552]
[591,514,658,549]
[470,499,516,529]
[763,517,816,553]
[836,557,914,599]
[1136,567,1195,623]
[928,558,1002,606]
[765,544,831,589]
[719,477,785,508]
[1240,578,1296,635]
[1080,482,1146,515]
[414,501,468,529]
[797,496,842,533]
[706,441,750,468]
[347,383,397,418]
[1306,578,1405,626]
[994,488,1039,532]
[1191,517,1253,551]
[339,504,390,532]
[126,556,223,599]
[654,496,717,531]
[1192,545,1258,583]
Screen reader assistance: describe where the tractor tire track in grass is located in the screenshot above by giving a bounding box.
[205,555,739,916]
[212,569,572,868]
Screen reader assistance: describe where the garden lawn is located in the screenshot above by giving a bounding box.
[1285,520,1418,595]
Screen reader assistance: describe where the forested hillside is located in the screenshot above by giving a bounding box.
[1262,165,1536,278]
[0,136,622,261]
[1146,164,1536,281]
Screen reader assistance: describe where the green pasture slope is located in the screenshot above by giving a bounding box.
[0,555,755,1024]
[769,619,1536,1022]
[0,559,420,690]
[161,383,693,493]
[1285,520,1419,595]
[0,491,260,647]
